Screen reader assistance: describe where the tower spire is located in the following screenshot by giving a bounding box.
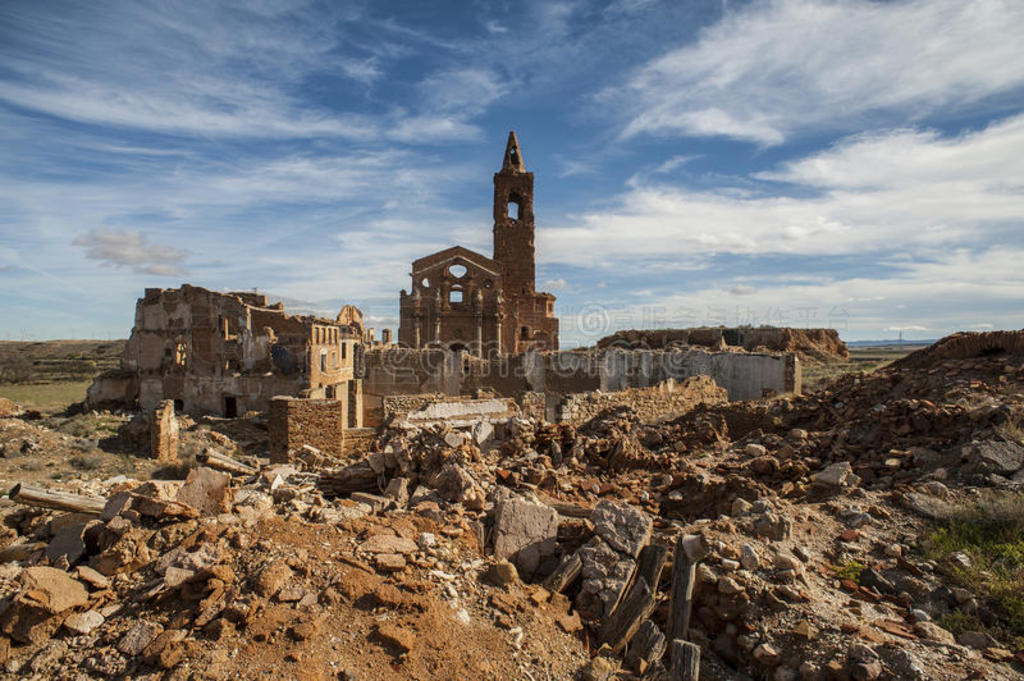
[502,131,526,172]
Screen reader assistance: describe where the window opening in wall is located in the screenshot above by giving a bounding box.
[173,399,184,412]
[223,396,237,418]
[421,277,431,288]
[450,289,463,304]
[507,200,521,220]
[521,326,529,340]
[325,385,335,399]
[174,343,187,367]
[320,349,327,372]
[341,342,347,360]
[449,264,467,278]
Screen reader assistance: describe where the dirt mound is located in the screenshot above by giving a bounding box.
[894,330,1024,370]
[597,327,849,362]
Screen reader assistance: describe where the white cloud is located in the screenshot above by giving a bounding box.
[543,278,568,291]
[542,113,1024,266]
[617,0,1024,144]
[72,228,189,275]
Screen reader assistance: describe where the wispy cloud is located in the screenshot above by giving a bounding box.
[615,0,1024,144]
[543,112,1024,266]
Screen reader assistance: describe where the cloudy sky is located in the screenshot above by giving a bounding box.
[1,0,1022,345]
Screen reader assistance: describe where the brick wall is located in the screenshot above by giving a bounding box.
[268,397,346,463]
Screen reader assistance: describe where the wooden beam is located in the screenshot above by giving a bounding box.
[670,639,700,681]
[599,577,657,654]
[624,619,666,674]
[543,551,582,593]
[668,535,697,643]
[196,448,257,476]
[9,483,106,515]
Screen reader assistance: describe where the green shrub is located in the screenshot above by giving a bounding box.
[921,491,1024,648]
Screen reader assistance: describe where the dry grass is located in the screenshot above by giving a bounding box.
[0,380,92,413]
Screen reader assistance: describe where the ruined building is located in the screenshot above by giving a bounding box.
[398,132,559,355]
[87,285,364,424]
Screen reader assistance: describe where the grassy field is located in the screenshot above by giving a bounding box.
[802,344,923,392]
[0,339,126,413]
[0,380,93,412]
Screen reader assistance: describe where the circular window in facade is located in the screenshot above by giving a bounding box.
[449,264,467,278]
[421,277,430,288]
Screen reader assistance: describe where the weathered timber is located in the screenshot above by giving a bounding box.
[635,543,669,591]
[543,551,583,593]
[0,541,46,562]
[624,619,666,674]
[9,483,106,515]
[599,576,657,654]
[668,535,697,643]
[670,639,700,681]
[548,501,593,518]
[196,448,257,476]
[316,461,381,497]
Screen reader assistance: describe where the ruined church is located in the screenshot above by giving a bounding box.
[398,132,559,355]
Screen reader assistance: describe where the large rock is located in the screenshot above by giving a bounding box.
[493,496,559,577]
[963,440,1024,475]
[0,567,90,644]
[590,500,652,558]
[176,467,233,516]
[433,462,486,511]
[17,567,89,614]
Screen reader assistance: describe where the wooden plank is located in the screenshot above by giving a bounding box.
[624,619,666,674]
[668,535,697,643]
[670,639,700,681]
[599,577,657,654]
[543,551,582,593]
[635,543,669,591]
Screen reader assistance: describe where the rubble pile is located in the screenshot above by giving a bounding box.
[0,331,1023,679]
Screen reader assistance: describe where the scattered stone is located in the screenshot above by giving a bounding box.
[117,619,163,656]
[254,560,294,597]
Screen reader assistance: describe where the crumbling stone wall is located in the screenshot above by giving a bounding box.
[149,399,179,463]
[556,376,727,425]
[88,284,364,417]
[268,397,346,463]
[363,346,799,416]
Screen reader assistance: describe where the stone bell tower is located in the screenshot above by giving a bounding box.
[492,131,535,296]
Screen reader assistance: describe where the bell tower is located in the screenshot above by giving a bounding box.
[492,131,535,295]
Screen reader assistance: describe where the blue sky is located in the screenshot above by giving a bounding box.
[1,0,1022,345]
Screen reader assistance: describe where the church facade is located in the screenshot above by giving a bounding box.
[398,132,559,355]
